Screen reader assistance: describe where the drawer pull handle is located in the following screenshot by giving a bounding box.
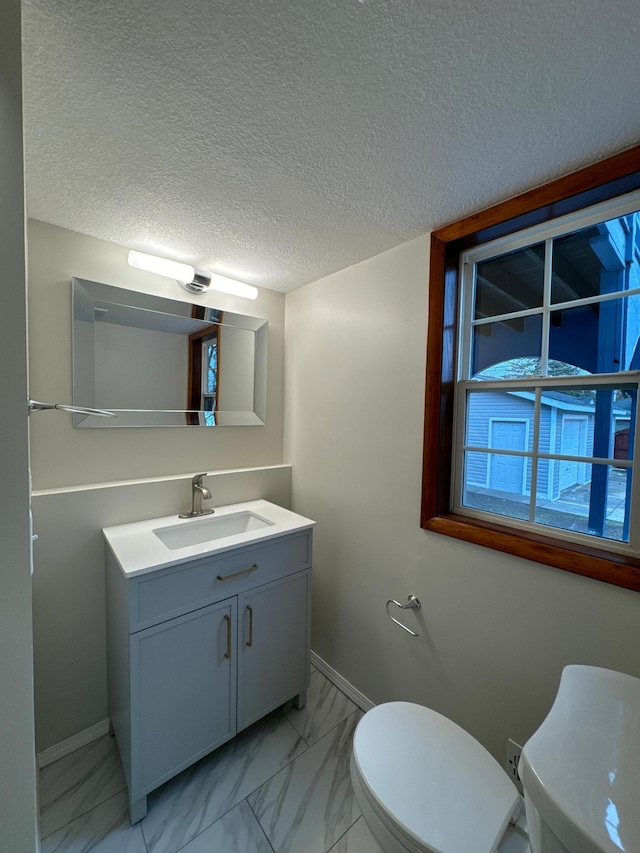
[216,563,259,582]
[246,605,253,647]
[223,614,231,659]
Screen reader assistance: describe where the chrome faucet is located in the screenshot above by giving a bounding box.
[179,473,215,518]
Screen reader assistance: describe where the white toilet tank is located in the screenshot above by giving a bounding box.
[519,665,640,853]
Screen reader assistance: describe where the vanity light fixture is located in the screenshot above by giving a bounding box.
[127,250,258,299]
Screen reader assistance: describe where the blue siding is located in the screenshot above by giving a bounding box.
[466,390,596,499]
[467,391,536,491]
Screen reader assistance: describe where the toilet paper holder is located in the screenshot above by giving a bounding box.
[386,595,421,637]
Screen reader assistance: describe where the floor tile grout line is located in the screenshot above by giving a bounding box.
[39,780,128,839]
[145,714,312,853]
[38,741,127,841]
[281,708,312,749]
[246,796,277,853]
[282,709,311,747]
[242,706,360,805]
[139,809,150,853]
[168,796,268,853]
[326,815,362,852]
[284,699,359,746]
[302,707,360,750]
[244,709,363,853]
[235,714,312,807]
[140,808,151,852]
[38,788,129,844]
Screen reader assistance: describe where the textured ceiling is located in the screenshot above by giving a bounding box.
[22,0,640,292]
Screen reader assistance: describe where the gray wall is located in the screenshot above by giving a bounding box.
[28,221,289,751]
[284,234,640,763]
[0,1,39,848]
[93,322,188,410]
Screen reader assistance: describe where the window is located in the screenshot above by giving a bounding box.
[421,145,640,592]
[187,311,222,426]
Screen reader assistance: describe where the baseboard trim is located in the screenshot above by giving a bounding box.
[310,650,375,712]
[37,719,110,769]
[37,658,370,768]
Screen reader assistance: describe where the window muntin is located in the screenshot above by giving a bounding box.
[454,194,640,552]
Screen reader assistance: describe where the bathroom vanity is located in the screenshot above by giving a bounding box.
[103,500,315,823]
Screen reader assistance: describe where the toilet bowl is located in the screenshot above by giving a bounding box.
[350,666,640,853]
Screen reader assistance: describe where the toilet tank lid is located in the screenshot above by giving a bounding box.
[520,666,640,853]
[352,702,520,853]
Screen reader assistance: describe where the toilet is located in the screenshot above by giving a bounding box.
[350,665,640,853]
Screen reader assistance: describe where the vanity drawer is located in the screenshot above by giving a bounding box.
[131,531,311,631]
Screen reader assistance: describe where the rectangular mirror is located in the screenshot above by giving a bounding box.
[72,278,267,427]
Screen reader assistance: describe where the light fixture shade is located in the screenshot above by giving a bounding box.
[128,249,259,300]
[128,250,195,282]
[210,273,258,300]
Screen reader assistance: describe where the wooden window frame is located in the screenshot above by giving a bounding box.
[421,144,640,593]
[187,325,221,412]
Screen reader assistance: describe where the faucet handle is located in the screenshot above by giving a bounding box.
[192,472,208,485]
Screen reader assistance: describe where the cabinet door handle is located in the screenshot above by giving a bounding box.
[216,563,259,582]
[246,605,253,647]
[223,614,231,659]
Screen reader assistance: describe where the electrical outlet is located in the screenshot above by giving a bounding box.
[507,739,523,793]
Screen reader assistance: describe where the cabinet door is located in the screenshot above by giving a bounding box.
[131,597,237,795]
[237,570,310,730]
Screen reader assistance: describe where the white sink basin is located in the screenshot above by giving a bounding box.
[102,499,316,577]
[153,511,274,550]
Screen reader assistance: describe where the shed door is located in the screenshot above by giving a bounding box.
[489,420,526,493]
[559,416,587,491]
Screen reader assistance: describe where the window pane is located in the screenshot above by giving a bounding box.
[466,389,535,450]
[471,315,542,378]
[551,213,640,304]
[463,452,532,518]
[535,463,630,543]
[537,385,635,457]
[550,294,640,375]
[475,243,545,320]
[206,343,218,393]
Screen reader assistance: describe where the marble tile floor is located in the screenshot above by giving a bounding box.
[39,666,384,853]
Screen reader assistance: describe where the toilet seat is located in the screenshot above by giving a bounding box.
[351,702,521,853]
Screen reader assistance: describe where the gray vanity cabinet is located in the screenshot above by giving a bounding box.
[133,598,237,797]
[237,570,310,730]
[105,530,312,825]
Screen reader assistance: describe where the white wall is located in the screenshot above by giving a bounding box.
[284,235,640,762]
[28,221,289,751]
[0,1,39,848]
[28,219,285,489]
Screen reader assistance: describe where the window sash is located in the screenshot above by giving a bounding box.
[452,386,640,553]
[459,191,640,383]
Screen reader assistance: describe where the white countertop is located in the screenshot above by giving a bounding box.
[103,499,315,578]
